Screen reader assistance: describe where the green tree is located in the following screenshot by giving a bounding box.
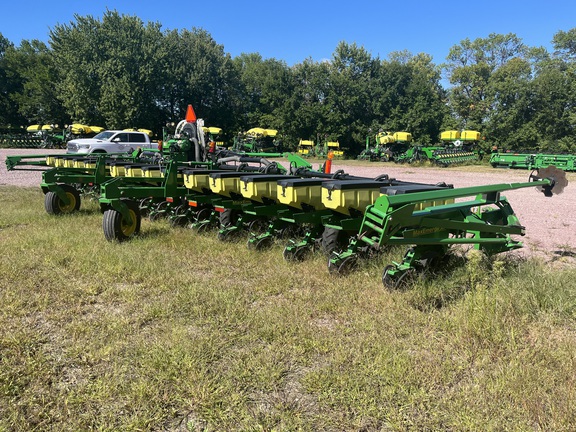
[484,57,536,149]
[542,28,576,152]
[286,58,332,145]
[50,10,166,130]
[324,42,382,153]
[444,33,526,131]
[552,28,576,60]
[161,28,239,132]
[382,52,448,143]
[49,14,104,125]
[233,53,293,132]
[4,39,67,126]
[95,11,166,129]
[531,57,576,152]
[0,33,24,128]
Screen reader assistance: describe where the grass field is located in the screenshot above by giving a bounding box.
[1,186,576,431]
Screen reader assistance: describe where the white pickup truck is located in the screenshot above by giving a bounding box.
[66,130,157,154]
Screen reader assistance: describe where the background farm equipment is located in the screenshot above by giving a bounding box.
[0,123,105,149]
[490,151,576,172]
[297,139,315,157]
[232,128,283,153]
[395,130,483,166]
[202,126,223,146]
[1,124,61,149]
[328,166,568,287]
[358,131,411,161]
[314,140,344,159]
[297,138,344,159]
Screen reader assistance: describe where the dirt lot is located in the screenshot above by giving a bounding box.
[1,148,575,262]
[0,148,67,188]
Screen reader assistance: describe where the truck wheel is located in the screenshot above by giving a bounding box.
[44,184,81,215]
[103,200,141,242]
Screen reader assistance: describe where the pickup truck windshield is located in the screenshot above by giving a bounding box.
[93,131,115,140]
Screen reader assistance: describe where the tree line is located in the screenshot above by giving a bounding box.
[1,10,576,154]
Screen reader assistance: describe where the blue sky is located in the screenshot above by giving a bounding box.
[2,0,575,65]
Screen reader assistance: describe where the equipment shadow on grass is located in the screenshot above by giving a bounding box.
[76,208,101,216]
[129,227,175,241]
[399,254,472,312]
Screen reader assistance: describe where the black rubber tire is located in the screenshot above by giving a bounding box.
[321,227,348,256]
[44,184,81,215]
[102,200,141,242]
[219,208,239,227]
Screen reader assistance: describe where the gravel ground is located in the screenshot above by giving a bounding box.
[2,148,575,262]
[1,148,67,187]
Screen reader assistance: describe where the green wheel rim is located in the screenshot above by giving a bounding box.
[120,209,138,236]
[58,192,77,213]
